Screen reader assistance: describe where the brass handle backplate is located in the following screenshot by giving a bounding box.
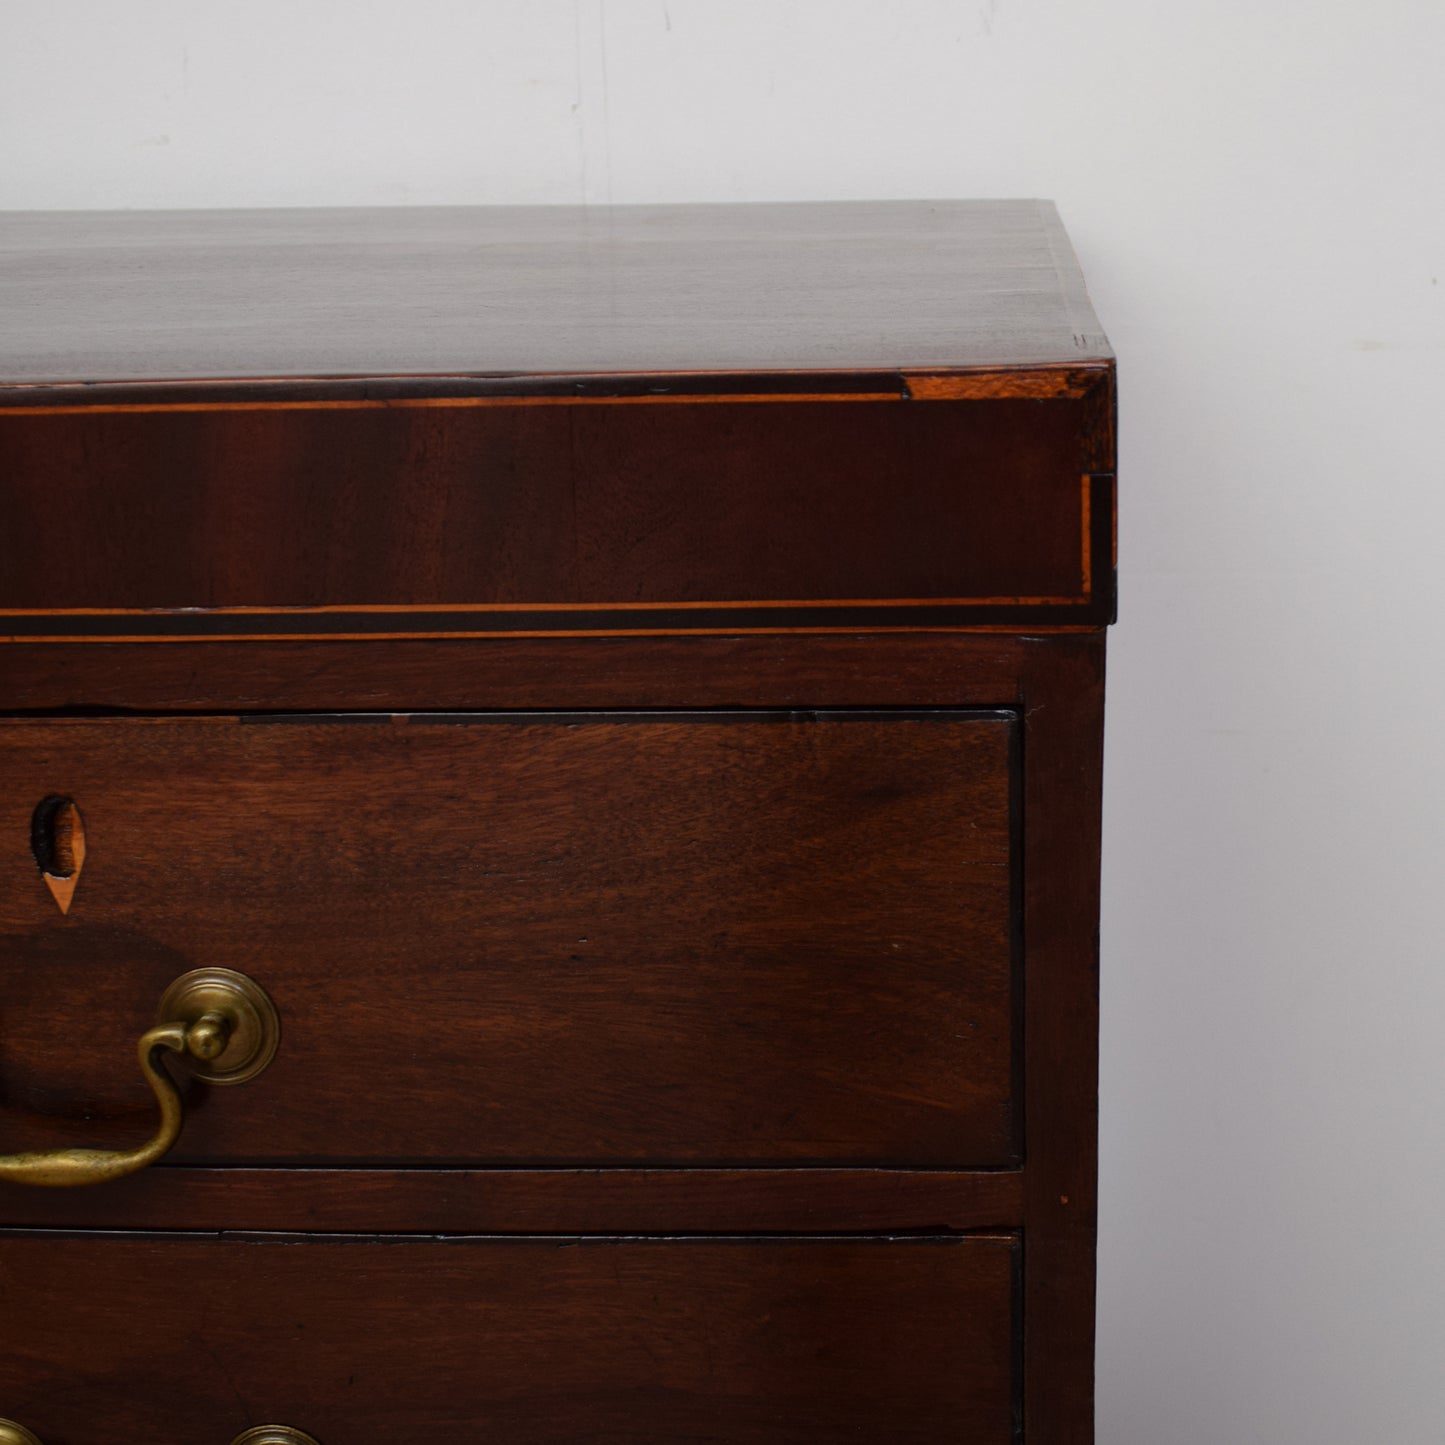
[0,1420,44,1445]
[232,1430,323,1445]
[0,967,278,1188]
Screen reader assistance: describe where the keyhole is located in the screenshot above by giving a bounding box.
[31,795,85,913]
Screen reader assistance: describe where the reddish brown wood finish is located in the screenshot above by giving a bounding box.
[0,397,1111,635]
[0,1231,1021,1445]
[0,633,1036,713]
[0,1166,1025,1234]
[0,711,1017,1168]
[0,200,1110,382]
[1019,637,1105,1443]
[0,200,1111,1442]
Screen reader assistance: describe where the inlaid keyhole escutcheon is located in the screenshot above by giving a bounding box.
[30,796,85,915]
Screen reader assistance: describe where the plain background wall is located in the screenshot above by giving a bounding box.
[4,3,1443,1439]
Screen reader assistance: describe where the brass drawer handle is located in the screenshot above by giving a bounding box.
[0,968,278,1189]
[0,1424,318,1445]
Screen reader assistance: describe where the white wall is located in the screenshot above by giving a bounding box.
[5,3,1444,1439]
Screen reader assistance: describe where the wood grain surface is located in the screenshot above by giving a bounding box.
[1018,640,1104,1443]
[0,399,1112,635]
[0,200,1110,384]
[0,1166,1025,1234]
[0,197,1113,1440]
[0,710,1017,1169]
[0,631,1039,714]
[0,1231,1021,1445]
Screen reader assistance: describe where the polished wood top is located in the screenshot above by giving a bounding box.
[0,200,1109,386]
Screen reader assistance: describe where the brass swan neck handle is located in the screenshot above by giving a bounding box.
[0,1019,190,1187]
[0,967,278,1189]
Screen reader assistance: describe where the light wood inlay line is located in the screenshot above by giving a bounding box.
[0,364,1108,414]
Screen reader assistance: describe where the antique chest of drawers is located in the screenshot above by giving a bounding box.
[0,200,1114,1444]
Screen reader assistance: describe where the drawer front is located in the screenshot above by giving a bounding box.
[0,1231,1019,1444]
[0,393,1112,636]
[0,710,1016,1168]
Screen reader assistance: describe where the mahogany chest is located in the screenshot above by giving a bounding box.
[0,200,1114,1443]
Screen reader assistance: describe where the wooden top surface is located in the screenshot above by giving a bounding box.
[0,200,1109,387]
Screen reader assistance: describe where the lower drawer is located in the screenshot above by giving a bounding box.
[0,1231,1019,1444]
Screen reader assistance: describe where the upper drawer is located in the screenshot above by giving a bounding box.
[0,386,1113,638]
[0,709,1016,1169]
